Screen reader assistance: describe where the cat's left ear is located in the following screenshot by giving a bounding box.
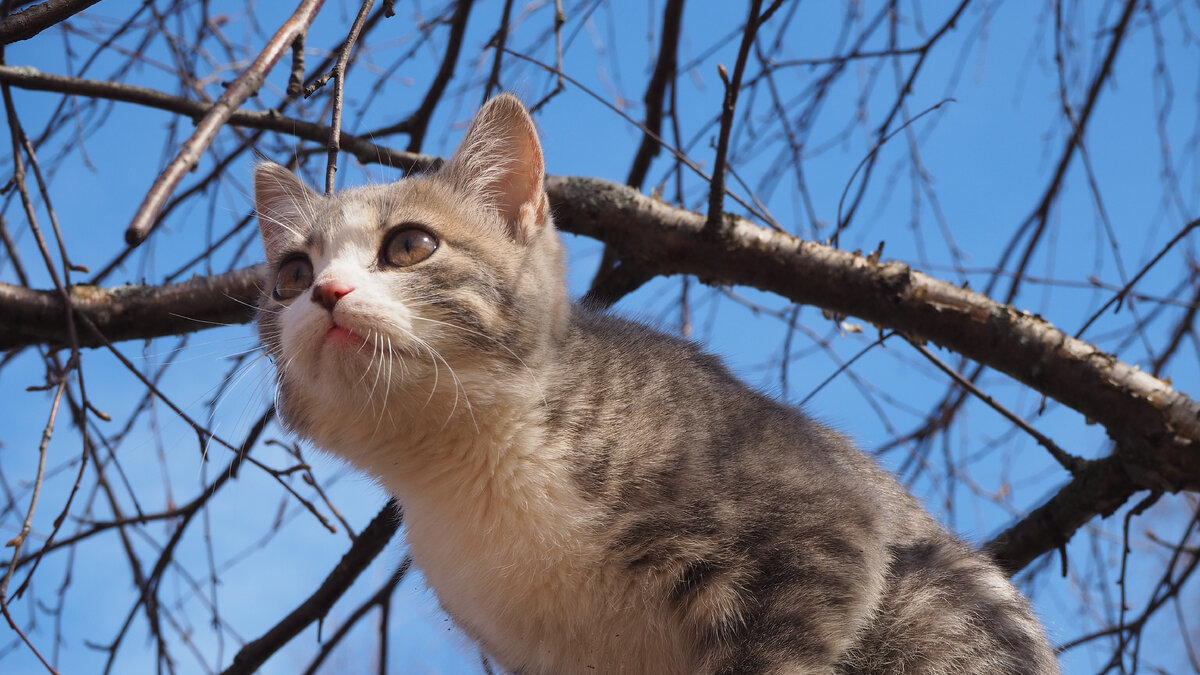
[254,161,319,253]
[441,94,547,243]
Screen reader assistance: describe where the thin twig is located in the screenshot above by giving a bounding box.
[529,0,566,113]
[0,375,66,675]
[364,0,473,152]
[503,48,777,227]
[300,558,411,675]
[1075,218,1200,338]
[705,0,766,235]
[324,0,375,194]
[482,0,514,101]
[1,375,65,598]
[906,337,1086,474]
[989,0,1140,304]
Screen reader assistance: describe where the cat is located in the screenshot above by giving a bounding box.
[254,94,1060,674]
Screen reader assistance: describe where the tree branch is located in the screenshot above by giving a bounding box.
[0,266,262,350]
[0,64,435,172]
[991,0,1139,304]
[705,0,764,235]
[365,0,474,151]
[323,0,376,194]
[625,0,685,191]
[123,0,327,246]
[220,500,402,675]
[0,0,101,45]
[984,456,1136,575]
[546,176,1200,492]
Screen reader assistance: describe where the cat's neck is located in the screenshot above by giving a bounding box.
[349,359,560,507]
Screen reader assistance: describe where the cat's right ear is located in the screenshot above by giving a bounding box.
[440,94,547,243]
[254,162,317,252]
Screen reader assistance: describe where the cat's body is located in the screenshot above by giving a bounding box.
[255,94,1059,674]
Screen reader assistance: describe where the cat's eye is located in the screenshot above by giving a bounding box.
[273,255,313,301]
[382,227,438,268]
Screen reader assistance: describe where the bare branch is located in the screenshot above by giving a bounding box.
[123,0,327,246]
[705,0,766,235]
[0,266,262,350]
[366,0,474,152]
[220,500,402,675]
[0,64,434,173]
[626,0,684,191]
[905,337,1085,475]
[482,0,514,101]
[991,0,1140,304]
[324,0,376,194]
[984,456,1136,575]
[0,0,101,45]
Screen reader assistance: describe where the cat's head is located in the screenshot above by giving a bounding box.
[254,94,567,449]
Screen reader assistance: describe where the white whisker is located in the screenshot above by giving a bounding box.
[410,314,547,408]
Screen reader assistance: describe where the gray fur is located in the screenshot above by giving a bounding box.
[255,94,1059,674]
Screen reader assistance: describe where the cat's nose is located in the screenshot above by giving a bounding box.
[312,281,354,311]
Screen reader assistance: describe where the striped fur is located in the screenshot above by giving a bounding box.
[254,94,1059,674]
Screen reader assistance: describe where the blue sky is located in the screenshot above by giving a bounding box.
[2,1,1199,673]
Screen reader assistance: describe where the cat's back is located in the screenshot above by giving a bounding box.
[546,306,1058,674]
[551,305,921,524]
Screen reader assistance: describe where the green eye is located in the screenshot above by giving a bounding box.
[382,227,438,267]
[273,255,313,301]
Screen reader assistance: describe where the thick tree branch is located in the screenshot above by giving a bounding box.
[984,456,1136,575]
[0,266,262,349]
[7,175,1200,487]
[0,0,101,45]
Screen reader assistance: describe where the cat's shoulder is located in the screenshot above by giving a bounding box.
[565,302,733,377]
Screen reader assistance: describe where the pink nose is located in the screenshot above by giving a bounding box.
[312,281,354,311]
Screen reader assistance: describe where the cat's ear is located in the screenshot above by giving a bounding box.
[254,161,318,252]
[441,94,547,242]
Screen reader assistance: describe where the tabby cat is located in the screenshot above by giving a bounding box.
[254,94,1059,674]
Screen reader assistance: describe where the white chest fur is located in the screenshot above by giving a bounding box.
[378,420,693,675]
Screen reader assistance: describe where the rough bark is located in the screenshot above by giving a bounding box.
[0,267,262,350]
[0,0,101,45]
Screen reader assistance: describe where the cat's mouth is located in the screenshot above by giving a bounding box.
[325,324,365,348]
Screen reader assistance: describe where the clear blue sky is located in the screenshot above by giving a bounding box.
[1,1,1198,673]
